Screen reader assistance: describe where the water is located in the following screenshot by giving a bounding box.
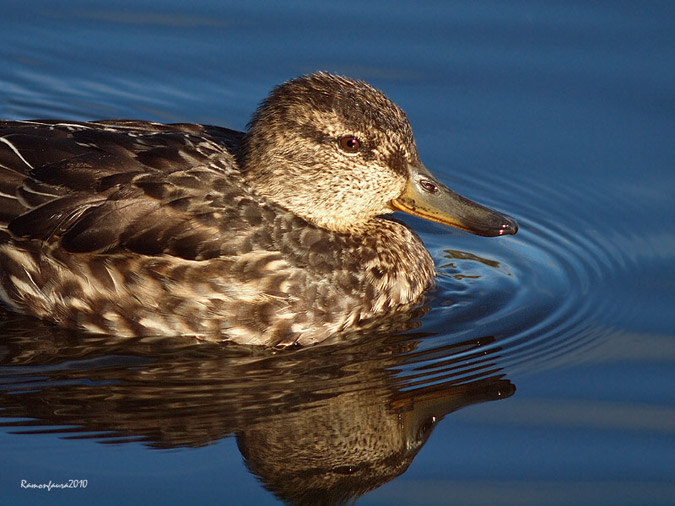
[1,1,674,505]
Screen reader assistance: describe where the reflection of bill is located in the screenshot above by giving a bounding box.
[0,318,514,504]
[239,336,514,504]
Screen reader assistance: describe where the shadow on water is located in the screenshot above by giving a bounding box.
[0,308,514,505]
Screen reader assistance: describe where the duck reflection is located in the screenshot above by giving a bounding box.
[0,310,514,504]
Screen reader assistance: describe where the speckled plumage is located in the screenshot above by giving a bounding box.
[0,73,516,346]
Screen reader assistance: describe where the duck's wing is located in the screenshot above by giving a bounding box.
[0,120,252,260]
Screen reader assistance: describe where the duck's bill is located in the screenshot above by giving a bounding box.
[391,165,518,237]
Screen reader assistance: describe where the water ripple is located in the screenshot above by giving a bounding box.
[418,168,643,377]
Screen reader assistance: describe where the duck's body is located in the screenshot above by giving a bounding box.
[0,73,516,346]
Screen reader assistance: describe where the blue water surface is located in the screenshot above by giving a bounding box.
[1,1,674,505]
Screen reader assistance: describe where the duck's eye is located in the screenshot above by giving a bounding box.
[334,465,359,475]
[339,136,361,153]
[419,179,439,194]
[416,416,437,443]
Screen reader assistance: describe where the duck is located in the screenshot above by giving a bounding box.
[0,72,517,346]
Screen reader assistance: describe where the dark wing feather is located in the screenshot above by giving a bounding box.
[0,120,248,259]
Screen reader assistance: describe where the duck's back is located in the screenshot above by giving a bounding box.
[0,120,245,251]
[0,120,435,345]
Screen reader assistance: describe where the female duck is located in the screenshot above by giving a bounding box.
[0,72,517,346]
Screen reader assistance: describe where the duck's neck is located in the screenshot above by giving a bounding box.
[360,218,437,310]
[240,167,391,235]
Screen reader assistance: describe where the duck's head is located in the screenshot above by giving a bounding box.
[240,72,517,236]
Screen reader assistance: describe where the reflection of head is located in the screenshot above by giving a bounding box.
[237,373,515,505]
[237,388,421,506]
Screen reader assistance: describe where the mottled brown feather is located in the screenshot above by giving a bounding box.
[0,74,437,346]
